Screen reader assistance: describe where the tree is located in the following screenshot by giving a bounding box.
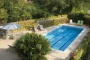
[20,2,35,20]
[0,0,4,8]
[0,8,8,24]
[32,0,70,14]
[4,0,25,22]
[32,0,90,14]
[0,0,90,23]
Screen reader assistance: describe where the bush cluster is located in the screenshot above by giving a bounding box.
[83,14,90,26]
[68,13,90,27]
[13,15,68,33]
[53,18,68,25]
[17,20,37,30]
[38,20,54,28]
[38,15,68,27]
[70,31,90,60]
[13,33,51,60]
[67,13,84,22]
[13,20,37,33]
[1,0,89,24]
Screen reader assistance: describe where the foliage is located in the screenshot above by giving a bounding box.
[83,14,90,27]
[32,0,70,14]
[67,13,90,27]
[31,4,50,19]
[53,16,68,25]
[38,20,54,28]
[0,8,8,24]
[13,15,68,33]
[32,0,90,14]
[15,20,37,31]
[20,2,36,20]
[4,0,25,22]
[69,0,90,13]
[67,13,84,22]
[38,15,68,27]
[70,31,90,60]
[13,33,51,60]
[0,0,90,24]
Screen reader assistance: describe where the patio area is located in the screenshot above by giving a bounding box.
[0,24,89,60]
[0,25,58,60]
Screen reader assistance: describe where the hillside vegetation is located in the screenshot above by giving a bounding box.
[0,0,90,24]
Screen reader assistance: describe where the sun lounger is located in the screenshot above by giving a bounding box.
[38,25,44,31]
[80,21,84,25]
[77,20,84,25]
[77,20,81,25]
[33,25,39,32]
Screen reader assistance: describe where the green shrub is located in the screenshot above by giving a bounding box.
[53,19,60,25]
[53,18,68,25]
[67,13,84,22]
[38,15,69,27]
[83,14,90,27]
[13,33,51,60]
[38,20,54,27]
[13,15,68,33]
[48,15,69,24]
[0,8,8,24]
[14,20,37,32]
[68,13,90,27]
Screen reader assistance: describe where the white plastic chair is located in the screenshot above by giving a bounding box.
[70,19,73,24]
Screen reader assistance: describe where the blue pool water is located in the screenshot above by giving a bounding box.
[45,25,83,51]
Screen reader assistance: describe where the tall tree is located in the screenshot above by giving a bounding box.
[3,0,25,22]
[0,8,8,24]
[32,0,90,14]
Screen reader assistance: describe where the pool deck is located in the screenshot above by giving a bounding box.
[0,24,89,60]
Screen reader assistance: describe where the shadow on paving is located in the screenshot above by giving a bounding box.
[0,48,20,60]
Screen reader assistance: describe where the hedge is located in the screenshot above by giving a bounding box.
[13,20,37,33]
[13,15,68,33]
[38,15,68,27]
[68,13,90,27]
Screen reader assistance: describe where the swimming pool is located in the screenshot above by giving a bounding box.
[45,25,83,51]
